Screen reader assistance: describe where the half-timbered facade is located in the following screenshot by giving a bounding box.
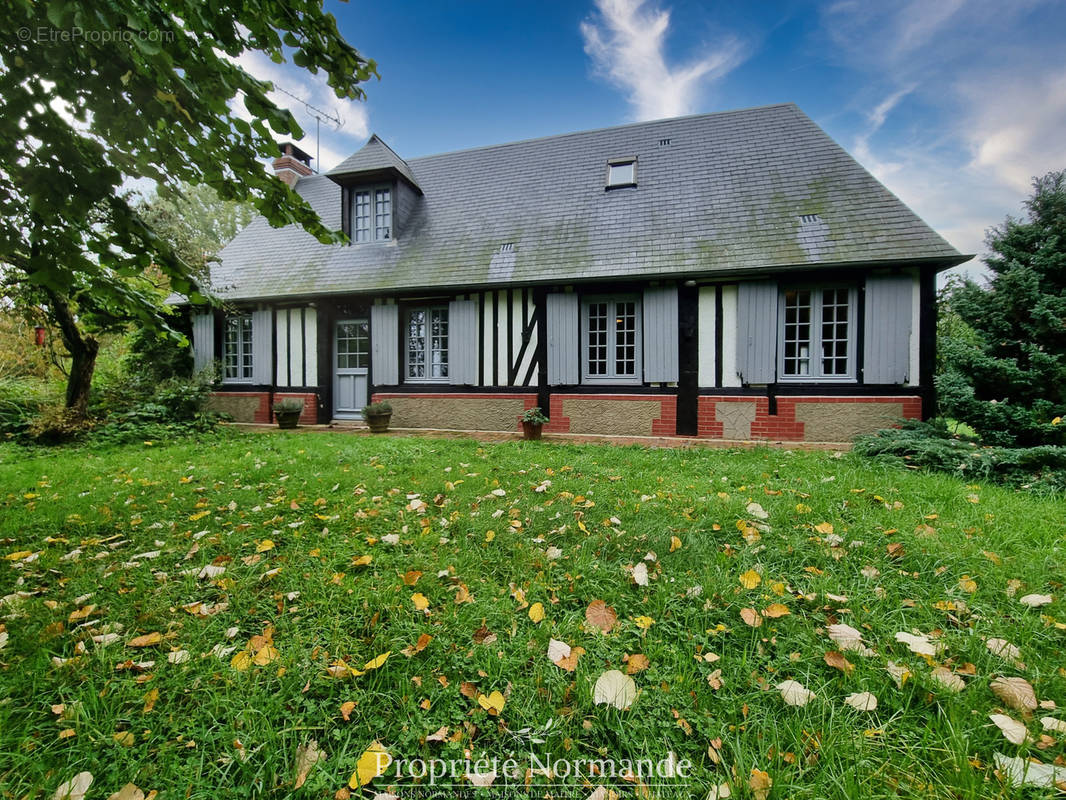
[189,104,969,442]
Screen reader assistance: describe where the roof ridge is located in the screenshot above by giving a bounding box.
[401,103,800,164]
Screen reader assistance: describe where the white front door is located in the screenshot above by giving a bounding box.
[334,319,369,418]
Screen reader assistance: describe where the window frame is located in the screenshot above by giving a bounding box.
[222,313,254,384]
[350,183,393,243]
[580,294,643,385]
[404,304,449,383]
[605,157,637,189]
[777,285,858,382]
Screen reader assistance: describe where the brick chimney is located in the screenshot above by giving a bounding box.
[273,142,313,187]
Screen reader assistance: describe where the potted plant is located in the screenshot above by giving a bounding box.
[521,406,549,440]
[362,400,393,433]
[273,397,304,429]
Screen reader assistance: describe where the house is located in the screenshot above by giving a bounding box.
[189,103,970,442]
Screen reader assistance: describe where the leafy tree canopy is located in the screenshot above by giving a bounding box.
[0,0,375,411]
[938,170,1066,446]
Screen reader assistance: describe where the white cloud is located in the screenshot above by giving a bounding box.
[580,0,745,120]
[230,49,370,172]
[819,0,1064,278]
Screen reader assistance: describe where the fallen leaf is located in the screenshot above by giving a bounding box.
[340,701,356,721]
[669,536,682,552]
[993,752,1066,788]
[777,680,815,707]
[294,740,325,789]
[827,623,873,655]
[763,603,790,618]
[593,670,637,710]
[990,713,1030,745]
[739,569,762,589]
[706,669,724,690]
[1019,593,1052,608]
[748,768,772,800]
[477,690,506,715]
[256,539,275,553]
[930,666,965,692]
[746,502,769,520]
[142,688,159,713]
[844,691,878,711]
[54,773,93,800]
[631,562,649,587]
[633,615,655,630]
[1040,716,1066,734]
[106,783,144,800]
[824,651,854,674]
[402,570,422,586]
[986,638,1021,660]
[411,593,429,611]
[349,741,391,788]
[113,731,135,746]
[528,602,545,623]
[625,653,650,674]
[991,676,1038,712]
[127,632,162,648]
[402,633,432,657]
[886,661,912,688]
[548,639,571,664]
[895,631,939,657]
[585,599,618,634]
[740,608,762,627]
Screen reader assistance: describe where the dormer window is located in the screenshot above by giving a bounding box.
[352,186,391,242]
[606,157,637,189]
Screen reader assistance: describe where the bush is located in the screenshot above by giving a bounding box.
[854,420,1066,492]
[0,377,62,438]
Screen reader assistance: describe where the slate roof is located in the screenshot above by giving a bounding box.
[326,134,420,189]
[209,103,969,301]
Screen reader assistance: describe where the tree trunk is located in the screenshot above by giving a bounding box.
[44,289,99,417]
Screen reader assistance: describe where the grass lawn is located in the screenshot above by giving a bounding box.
[1,432,1065,799]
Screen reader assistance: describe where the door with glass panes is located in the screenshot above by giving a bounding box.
[334,319,369,418]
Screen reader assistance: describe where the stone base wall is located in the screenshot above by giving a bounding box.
[273,392,318,425]
[697,395,921,442]
[207,391,271,424]
[371,393,537,432]
[544,394,677,436]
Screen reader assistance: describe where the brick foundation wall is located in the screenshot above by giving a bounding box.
[697,395,922,442]
[207,391,272,424]
[371,393,538,432]
[273,392,318,425]
[545,394,677,436]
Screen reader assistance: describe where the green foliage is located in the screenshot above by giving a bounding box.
[362,401,393,417]
[854,420,1066,492]
[937,169,1066,446]
[1,0,376,411]
[273,397,305,414]
[134,182,254,282]
[522,406,550,425]
[123,318,194,390]
[0,377,62,438]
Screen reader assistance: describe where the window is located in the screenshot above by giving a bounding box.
[582,295,641,383]
[780,287,856,380]
[351,186,391,242]
[606,158,637,188]
[405,306,448,381]
[223,314,254,382]
[336,320,369,369]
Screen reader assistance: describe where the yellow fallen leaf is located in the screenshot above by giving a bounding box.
[814,522,834,535]
[3,550,33,561]
[633,615,655,630]
[959,575,977,593]
[113,731,135,746]
[412,593,429,611]
[127,632,162,648]
[739,569,762,590]
[340,701,356,721]
[231,650,253,671]
[352,555,372,566]
[740,608,762,627]
[256,539,275,553]
[763,603,790,618]
[349,741,391,788]
[477,690,506,715]
[363,651,390,671]
[670,536,682,552]
[142,688,159,713]
[253,644,279,666]
[528,602,545,623]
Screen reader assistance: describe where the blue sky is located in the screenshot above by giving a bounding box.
[243,0,1066,276]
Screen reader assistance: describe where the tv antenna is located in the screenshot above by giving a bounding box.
[273,84,343,172]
